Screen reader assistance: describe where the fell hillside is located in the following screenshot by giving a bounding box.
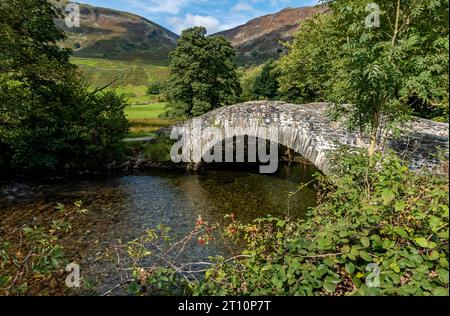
[53,1,178,64]
[217,6,328,65]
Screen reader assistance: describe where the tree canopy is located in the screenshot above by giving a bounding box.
[164,27,241,118]
[277,0,449,154]
[0,0,129,172]
[252,60,280,101]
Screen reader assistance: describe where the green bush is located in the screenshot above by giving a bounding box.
[0,0,129,172]
[143,136,174,162]
[147,81,163,95]
[192,150,449,296]
[0,78,129,171]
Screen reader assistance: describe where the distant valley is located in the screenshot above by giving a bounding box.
[54,1,178,64]
[55,1,325,66]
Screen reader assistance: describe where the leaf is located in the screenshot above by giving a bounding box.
[439,257,449,268]
[437,269,449,284]
[23,227,33,234]
[428,250,440,261]
[381,189,395,205]
[394,226,408,238]
[345,262,355,274]
[432,287,449,296]
[359,251,373,262]
[317,238,332,250]
[414,237,429,248]
[360,237,370,248]
[325,275,342,285]
[394,201,406,212]
[389,262,401,274]
[323,281,336,293]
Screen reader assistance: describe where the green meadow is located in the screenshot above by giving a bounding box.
[124,104,177,138]
[124,103,166,119]
[72,58,176,137]
[72,57,169,105]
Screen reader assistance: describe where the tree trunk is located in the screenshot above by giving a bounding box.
[368,111,381,156]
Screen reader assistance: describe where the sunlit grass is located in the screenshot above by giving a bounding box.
[124,103,178,137]
[125,103,167,119]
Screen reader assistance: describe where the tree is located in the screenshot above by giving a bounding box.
[239,65,263,102]
[277,0,449,155]
[0,0,129,172]
[277,11,338,104]
[147,81,163,95]
[252,60,280,100]
[164,27,241,118]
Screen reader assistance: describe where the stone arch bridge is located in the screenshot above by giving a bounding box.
[161,101,449,173]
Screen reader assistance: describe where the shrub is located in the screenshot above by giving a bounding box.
[192,150,449,296]
[147,82,163,95]
[0,78,129,171]
[143,136,174,162]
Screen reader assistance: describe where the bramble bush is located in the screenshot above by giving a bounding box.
[192,149,449,296]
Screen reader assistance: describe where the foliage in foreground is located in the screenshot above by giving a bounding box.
[122,150,449,296]
[193,150,449,296]
[0,202,88,296]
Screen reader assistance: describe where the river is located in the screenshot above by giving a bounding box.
[0,163,318,294]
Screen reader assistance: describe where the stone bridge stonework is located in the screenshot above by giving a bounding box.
[165,101,449,173]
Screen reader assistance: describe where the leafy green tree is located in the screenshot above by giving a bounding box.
[277,12,338,104]
[0,0,129,172]
[277,0,449,155]
[164,27,241,118]
[239,65,263,102]
[147,81,163,95]
[252,60,280,100]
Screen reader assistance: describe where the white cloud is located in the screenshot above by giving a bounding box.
[125,0,189,14]
[168,13,223,34]
[231,1,255,13]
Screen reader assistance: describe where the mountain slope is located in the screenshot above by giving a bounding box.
[54,1,178,64]
[217,6,328,65]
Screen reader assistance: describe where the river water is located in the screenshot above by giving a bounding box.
[0,163,318,294]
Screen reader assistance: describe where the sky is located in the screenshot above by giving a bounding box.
[80,0,320,34]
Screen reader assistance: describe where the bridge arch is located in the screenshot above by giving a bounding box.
[163,101,449,173]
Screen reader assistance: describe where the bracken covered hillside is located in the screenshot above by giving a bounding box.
[217,5,328,65]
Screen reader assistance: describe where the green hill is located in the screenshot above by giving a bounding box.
[73,57,169,105]
[53,1,178,64]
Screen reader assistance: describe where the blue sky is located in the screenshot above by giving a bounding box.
[80,0,319,34]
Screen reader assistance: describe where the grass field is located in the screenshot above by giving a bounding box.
[72,58,176,137]
[124,103,178,138]
[124,103,166,119]
[72,57,170,105]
